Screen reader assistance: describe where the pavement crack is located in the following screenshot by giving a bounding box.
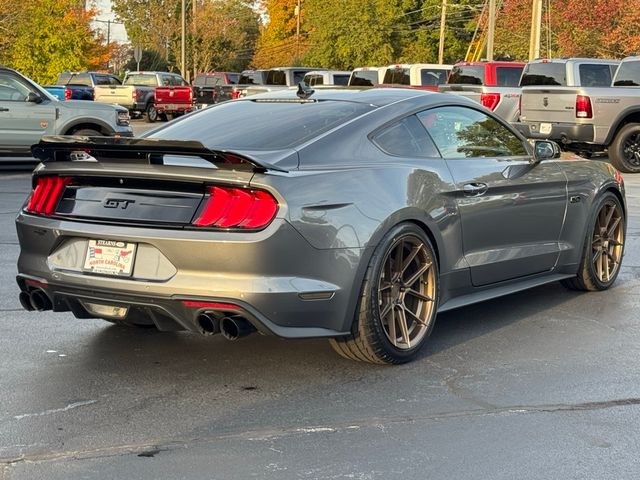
[3,397,640,467]
[11,400,97,421]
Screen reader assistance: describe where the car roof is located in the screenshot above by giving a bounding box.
[527,58,619,64]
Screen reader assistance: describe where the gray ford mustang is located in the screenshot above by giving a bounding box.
[16,88,626,364]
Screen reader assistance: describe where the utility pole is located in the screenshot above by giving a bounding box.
[438,0,447,64]
[295,0,301,59]
[106,20,111,71]
[181,0,186,79]
[528,0,543,60]
[486,0,496,61]
[192,0,196,80]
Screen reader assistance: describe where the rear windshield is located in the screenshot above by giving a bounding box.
[238,72,266,85]
[579,64,614,87]
[149,100,374,150]
[420,69,449,86]
[228,74,240,84]
[448,66,484,85]
[383,68,410,85]
[57,72,91,86]
[496,66,523,86]
[304,74,324,86]
[124,74,158,86]
[349,70,379,86]
[520,62,566,86]
[613,61,640,86]
[333,74,350,86]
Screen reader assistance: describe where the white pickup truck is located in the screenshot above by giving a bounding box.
[514,57,640,173]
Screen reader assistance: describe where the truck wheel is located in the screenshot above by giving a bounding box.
[146,103,158,123]
[72,128,102,137]
[609,123,640,173]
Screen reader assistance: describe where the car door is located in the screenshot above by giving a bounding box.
[0,70,56,157]
[418,105,567,286]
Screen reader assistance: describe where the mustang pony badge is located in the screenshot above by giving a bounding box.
[40,121,48,128]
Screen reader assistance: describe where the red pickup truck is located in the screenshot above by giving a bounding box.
[153,79,194,122]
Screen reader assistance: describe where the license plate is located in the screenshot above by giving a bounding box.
[539,123,552,135]
[83,239,137,277]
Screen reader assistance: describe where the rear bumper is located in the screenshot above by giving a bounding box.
[514,121,595,144]
[15,213,364,338]
[154,104,195,114]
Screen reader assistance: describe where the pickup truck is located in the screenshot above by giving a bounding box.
[94,71,188,121]
[44,72,122,101]
[379,63,452,91]
[242,67,325,97]
[193,72,240,107]
[0,67,132,166]
[438,61,525,122]
[515,56,640,172]
[303,70,351,86]
[153,83,194,122]
[348,67,384,86]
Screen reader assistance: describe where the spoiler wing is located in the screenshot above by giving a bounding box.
[31,136,287,172]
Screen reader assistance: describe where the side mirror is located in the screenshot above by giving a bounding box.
[532,140,561,164]
[25,92,43,104]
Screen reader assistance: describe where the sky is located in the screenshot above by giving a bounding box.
[91,0,129,43]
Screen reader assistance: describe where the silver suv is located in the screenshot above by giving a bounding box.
[0,67,132,166]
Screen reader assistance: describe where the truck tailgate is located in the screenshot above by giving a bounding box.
[519,87,580,123]
[94,86,134,106]
[155,86,193,105]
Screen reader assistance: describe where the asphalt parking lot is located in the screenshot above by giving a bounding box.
[1,159,639,479]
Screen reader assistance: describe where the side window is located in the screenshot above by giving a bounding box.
[109,75,122,86]
[418,106,527,158]
[579,64,613,87]
[372,115,441,158]
[495,67,524,87]
[0,72,32,101]
[160,74,172,86]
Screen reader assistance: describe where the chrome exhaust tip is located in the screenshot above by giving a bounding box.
[220,316,256,341]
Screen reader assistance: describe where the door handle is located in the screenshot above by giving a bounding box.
[0,107,9,112]
[463,183,488,197]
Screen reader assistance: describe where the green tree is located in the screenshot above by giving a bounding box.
[252,0,305,67]
[5,0,107,84]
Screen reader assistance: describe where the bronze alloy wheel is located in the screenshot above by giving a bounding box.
[592,200,624,283]
[378,234,436,350]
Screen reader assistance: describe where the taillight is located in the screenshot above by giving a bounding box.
[518,93,522,115]
[64,88,72,101]
[192,186,278,229]
[480,92,501,111]
[576,95,593,118]
[189,88,193,103]
[132,90,137,100]
[25,176,72,216]
[231,89,240,99]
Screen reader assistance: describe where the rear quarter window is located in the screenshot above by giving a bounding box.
[372,115,440,158]
[520,63,566,86]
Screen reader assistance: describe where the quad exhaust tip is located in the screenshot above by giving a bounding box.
[26,289,52,312]
[196,312,220,336]
[220,316,256,341]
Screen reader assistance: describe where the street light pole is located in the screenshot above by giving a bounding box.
[438,0,447,64]
[181,0,186,79]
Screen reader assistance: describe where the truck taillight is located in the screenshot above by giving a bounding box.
[192,186,278,229]
[64,88,72,101]
[231,88,240,100]
[189,88,193,102]
[132,90,137,100]
[576,95,593,118]
[480,92,500,111]
[25,176,73,216]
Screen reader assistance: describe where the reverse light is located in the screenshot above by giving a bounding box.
[192,186,278,229]
[26,176,72,216]
[480,92,501,111]
[576,95,593,118]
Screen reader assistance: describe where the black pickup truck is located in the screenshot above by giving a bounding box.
[193,72,240,107]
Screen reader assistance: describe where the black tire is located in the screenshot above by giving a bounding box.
[329,223,439,364]
[562,192,625,291]
[146,103,158,123]
[609,123,640,173]
[71,128,102,137]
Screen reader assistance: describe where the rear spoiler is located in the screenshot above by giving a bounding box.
[31,136,287,172]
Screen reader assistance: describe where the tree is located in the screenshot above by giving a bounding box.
[252,0,305,67]
[5,0,108,84]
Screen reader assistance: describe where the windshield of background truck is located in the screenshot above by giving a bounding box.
[383,68,410,85]
[496,67,524,86]
[520,62,566,86]
[448,66,484,85]
[349,70,379,86]
[420,69,449,86]
[613,61,640,86]
[124,74,158,86]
